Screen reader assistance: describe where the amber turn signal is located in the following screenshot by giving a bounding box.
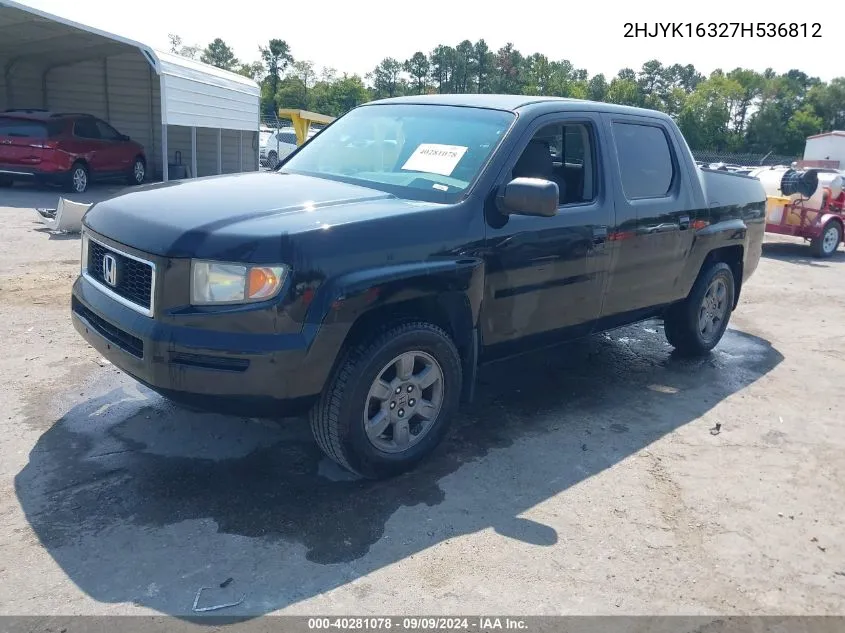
[247,266,283,300]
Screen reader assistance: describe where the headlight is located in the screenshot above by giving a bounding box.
[190,260,289,305]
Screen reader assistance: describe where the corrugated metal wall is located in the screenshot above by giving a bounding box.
[159,56,260,132]
[0,60,43,108]
[163,126,258,178]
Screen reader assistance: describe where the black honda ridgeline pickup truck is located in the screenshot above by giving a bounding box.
[72,95,766,478]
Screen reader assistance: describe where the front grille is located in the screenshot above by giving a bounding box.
[73,299,144,358]
[87,240,153,310]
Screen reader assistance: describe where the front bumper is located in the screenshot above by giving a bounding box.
[71,274,327,415]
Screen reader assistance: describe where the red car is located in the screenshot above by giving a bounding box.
[0,109,146,194]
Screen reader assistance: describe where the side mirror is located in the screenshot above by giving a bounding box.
[496,177,559,218]
[119,134,130,142]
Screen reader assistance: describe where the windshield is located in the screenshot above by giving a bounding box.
[281,104,515,202]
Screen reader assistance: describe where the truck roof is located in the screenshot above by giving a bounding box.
[365,93,671,119]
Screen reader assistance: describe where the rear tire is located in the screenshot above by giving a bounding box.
[663,261,735,357]
[127,157,145,186]
[309,321,463,479]
[267,151,279,170]
[65,162,89,194]
[811,221,842,258]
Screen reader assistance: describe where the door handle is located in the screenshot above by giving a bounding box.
[642,223,679,234]
[679,215,691,230]
[592,226,608,245]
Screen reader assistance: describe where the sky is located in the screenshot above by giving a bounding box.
[14,0,843,83]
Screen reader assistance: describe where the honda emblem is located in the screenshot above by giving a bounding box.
[102,254,118,287]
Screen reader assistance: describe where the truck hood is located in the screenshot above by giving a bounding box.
[83,172,437,260]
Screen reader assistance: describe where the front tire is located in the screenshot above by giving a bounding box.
[267,151,279,170]
[309,321,463,479]
[811,221,842,258]
[65,162,89,194]
[663,262,735,357]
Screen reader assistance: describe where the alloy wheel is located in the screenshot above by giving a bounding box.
[134,160,145,184]
[698,277,728,343]
[363,350,445,453]
[72,167,87,193]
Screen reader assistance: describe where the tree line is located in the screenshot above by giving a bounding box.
[168,34,845,157]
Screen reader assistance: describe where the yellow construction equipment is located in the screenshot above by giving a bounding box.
[278,109,336,145]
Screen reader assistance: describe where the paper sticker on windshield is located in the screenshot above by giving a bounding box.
[401,144,468,176]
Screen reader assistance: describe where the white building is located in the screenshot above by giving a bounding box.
[803,131,845,170]
[0,0,260,181]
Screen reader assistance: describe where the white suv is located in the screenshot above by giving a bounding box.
[259,127,319,169]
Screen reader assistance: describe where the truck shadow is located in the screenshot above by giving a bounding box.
[14,324,782,618]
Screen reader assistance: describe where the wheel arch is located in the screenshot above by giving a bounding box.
[700,244,744,309]
[309,259,485,403]
[820,215,844,240]
[340,292,475,357]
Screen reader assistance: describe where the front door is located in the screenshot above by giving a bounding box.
[481,112,615,357]
[92,119,133,174]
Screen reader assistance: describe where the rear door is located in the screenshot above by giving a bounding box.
[599,115,697,316]
[0,116,53,170]
[70,118,108,174]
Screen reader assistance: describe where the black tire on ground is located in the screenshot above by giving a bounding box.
[267,151,279,170]
[663,261,736,357]
[0,175,12,187]
[309,321,463,479]
[811,220,842,258]
[127,156,146,186]
[64,162,89,194]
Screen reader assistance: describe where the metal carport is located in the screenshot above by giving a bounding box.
[0,0,260,183]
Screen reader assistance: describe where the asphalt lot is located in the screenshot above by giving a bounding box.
[1,182,844,617]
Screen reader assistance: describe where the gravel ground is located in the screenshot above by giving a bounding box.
[1,183,844,618]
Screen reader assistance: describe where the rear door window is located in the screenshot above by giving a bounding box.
[73,119,102,140]
[612,122,675,199]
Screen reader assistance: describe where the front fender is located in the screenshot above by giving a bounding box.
[291,258,486,397]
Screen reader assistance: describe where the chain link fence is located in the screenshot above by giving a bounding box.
[258,114,328,169]
[691,150,799,167]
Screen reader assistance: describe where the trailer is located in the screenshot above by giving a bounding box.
[752,165,845,258]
